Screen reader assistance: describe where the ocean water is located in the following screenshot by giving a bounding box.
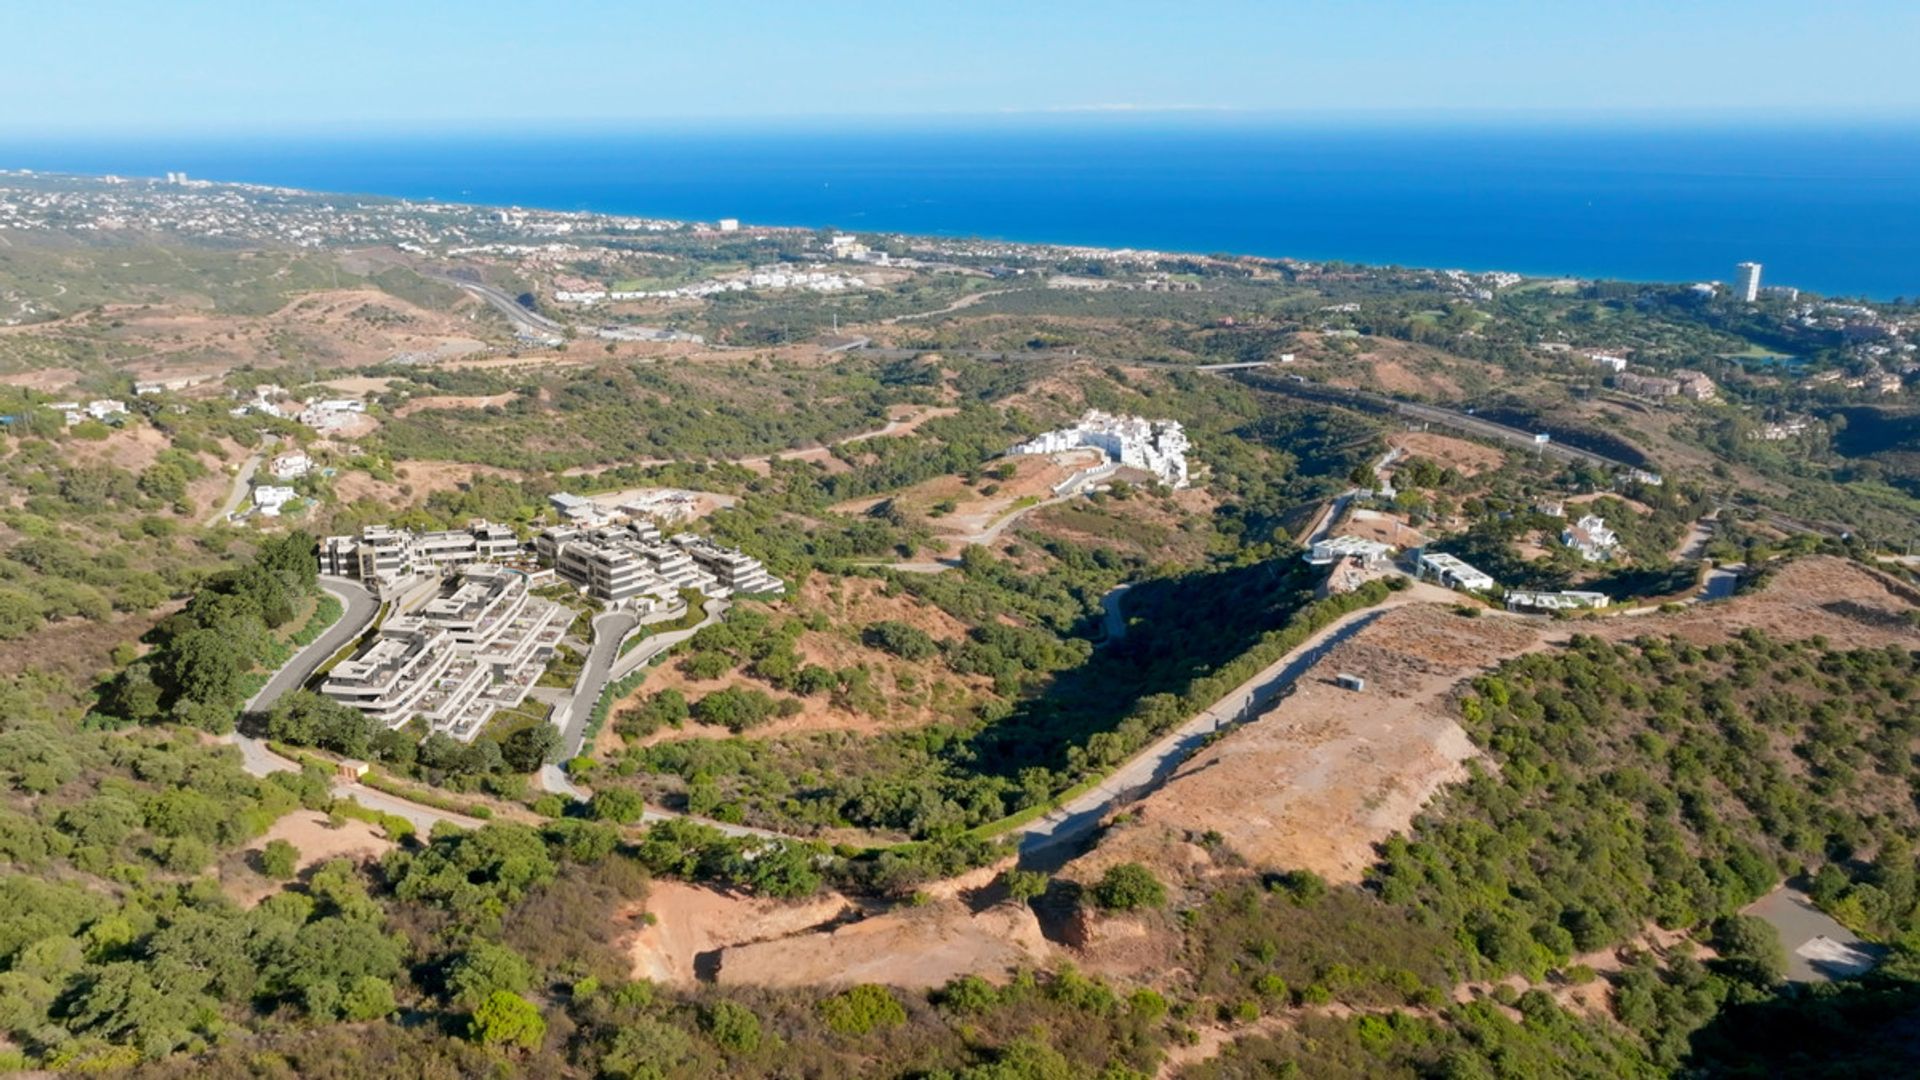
[4,123,1918,299]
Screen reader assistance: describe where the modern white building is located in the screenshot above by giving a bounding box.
[1506,589,1609,612]
[537,522,782,605]
[252,485,298,517]
[1007,410,1192,489]
[1561,514,1619,562]
[270,450,314,479]
[318,521,520,588]
[1417,551,1496,592]
[549,491,612,527]
[320,565,566,741]
[1735,262,1763,303]
[1306,535,1395,567]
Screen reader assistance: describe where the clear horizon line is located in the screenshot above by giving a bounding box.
[3,104,1920,140]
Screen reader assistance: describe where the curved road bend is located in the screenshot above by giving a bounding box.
[205,435,278,527]
[1015,600,1409,863]
[551,600,729,765]
[229,576,379,777]
[422,270,568,339]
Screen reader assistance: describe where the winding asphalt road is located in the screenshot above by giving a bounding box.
[549,599,729,764]
[229,575,378,778]
[206,436,277,526]
[245,576,379,713]
[424,270,567,341]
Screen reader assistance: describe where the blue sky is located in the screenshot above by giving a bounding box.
[7,1,1917,133]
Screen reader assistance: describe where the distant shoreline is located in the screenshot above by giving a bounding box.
[4,124,1917,298]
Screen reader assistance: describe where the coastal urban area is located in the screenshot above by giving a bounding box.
[3,169,1920,1077]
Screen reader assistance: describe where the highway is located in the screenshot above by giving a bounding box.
[424,269,568,341]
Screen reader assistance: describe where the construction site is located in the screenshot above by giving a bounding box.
[617,555,1920,992]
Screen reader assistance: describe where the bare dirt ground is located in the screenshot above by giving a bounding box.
[833,451,1099,550]
[56,289,502,382]
[1595,556,1920,651]
[1337,508,1425,548]
[1080,604,1543,887]
[623,881,856,985]
[332,460,521,506]
[223,809,393,908]
[316,375,396,397]
[1291,333,1496,399]
[0,367,80,391]
[392,391,519,418]
[1387,431,1507,476]
[713,899,1052,990]
[1568,491,1653,516]
[59,423,174,474]
[642,557,1914,1002]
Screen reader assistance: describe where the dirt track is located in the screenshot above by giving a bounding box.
[1080,602,1541,885]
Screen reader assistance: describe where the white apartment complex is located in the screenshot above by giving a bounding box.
[1007,410,1192,489]
[1506,589,1610,612]
[320,565,566,741]
[1735,261,1763,303]
[318,520,521,591]
[536,522,782,606]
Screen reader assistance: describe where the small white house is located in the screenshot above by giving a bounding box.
[1418,551,1496,592]
[253,485,298,517]
[1306,535,1395,567]
[1561,514,1619,562]
[270,451,314,480]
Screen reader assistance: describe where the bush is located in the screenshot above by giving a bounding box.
[702,999,762,1053]
[1092,863,1167,912]
[260,838,299,880]
[861,620,939,661]
[469,990,546,1050]
[589,788,647,824]
[819,983,907,1036]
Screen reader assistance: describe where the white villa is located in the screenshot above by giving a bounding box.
[1418,551,1496,593]
[1306,535,1395,568]
[1562,514,1620,562]
[270,450,314,480]
[1007,410,1192,489]
[252,485,298,517]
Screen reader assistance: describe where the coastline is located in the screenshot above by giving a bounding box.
[4,123,1918,298]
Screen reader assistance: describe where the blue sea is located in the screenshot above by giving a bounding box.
[4,122,1918,299]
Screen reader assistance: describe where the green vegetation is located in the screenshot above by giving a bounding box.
[1092,863,1167,911]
